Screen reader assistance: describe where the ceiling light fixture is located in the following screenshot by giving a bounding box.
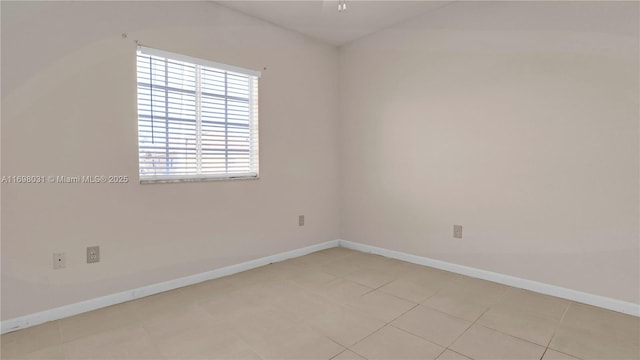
[338,0,347,12]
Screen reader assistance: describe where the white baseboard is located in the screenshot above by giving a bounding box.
[0,239,339,334]
[338,239,640,317]
[3,238,637,334]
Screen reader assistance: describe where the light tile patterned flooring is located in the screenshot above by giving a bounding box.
[2,247,639,359]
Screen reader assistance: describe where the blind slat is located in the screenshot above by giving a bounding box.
[136,49,259,181]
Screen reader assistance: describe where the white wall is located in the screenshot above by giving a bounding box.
[339,1,640,304]
[1,1,340,320]
[2,0,638,321]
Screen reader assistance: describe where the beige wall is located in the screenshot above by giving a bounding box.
[339,1,639,304]
[2,0,639,321]
[1,1,340,319]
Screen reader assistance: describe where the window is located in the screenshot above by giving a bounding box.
[136,46,260,183]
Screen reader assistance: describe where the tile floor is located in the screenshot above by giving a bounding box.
[1,247,639,359]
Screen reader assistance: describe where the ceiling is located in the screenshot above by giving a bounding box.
[217,1,453,46]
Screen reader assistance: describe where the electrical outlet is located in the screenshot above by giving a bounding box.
[453,224,463,239]
[298,215,305,226]
[53,253,66,269]
[87,246,100,264]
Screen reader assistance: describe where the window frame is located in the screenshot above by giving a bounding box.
[136,46,261,184]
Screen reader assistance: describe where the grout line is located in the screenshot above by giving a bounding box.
[541,301,573,359]
[442,348,473,360]
[539,347,549,360]
[465,299,564,344]
[389,322,450,359]
[442,305,494,358]
[474,321,551,346]
[419,303,475,323]
[343,264,404,298]
[328,349,349,360]
[324,336,349,359]
[345,322,389,352]
[359,278,395,296]
[373,277,397,290]
[366,283,424,306]
[419,284,576,357]
[387,303,420,325]
[389,323,448,358]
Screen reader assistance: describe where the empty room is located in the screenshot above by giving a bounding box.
[1,1,638,359]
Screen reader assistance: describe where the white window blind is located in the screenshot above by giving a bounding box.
[136,46,260,183]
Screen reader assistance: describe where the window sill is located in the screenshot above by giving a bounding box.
[140,175,259,184]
